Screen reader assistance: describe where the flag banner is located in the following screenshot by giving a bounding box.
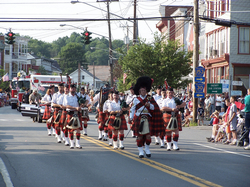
[2,73,9,82]
[123,73,127,84]
[38,84,45,91]
[32,82,37,88]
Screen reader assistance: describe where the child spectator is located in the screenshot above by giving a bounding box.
[197,104,204,126]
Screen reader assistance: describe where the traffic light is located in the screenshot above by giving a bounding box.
[81,30,92,45]
[5,32,15,44]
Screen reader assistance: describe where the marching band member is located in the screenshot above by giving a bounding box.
[51,83,64,143]
[108,91,128,149]
[63,84,82,149]
[153,85,163,145]
[161,87,186,151]
[77,87,91,136]
[126,86,136,138]
[58,84,70,146]
[103,92,114,145]
[129,76,164,158]
[156,87,167,148]
[41,86,54,136]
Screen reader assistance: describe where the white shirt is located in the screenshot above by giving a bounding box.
[126,94,136,105]
[52,92,64,106]
[110,100,121,112]
[162,97,176,109]
[77,93,91,103]
[63,93,79,110]
[153,94,162,101]
[103,99,113,112]
[205,98,211,107]
[42,94,52,103]
[216,96,222,107]
[210,96,215,105]
[58,93,68,105]
[156,97,165,108]
[91,93,100,108]
[129,95,154,119]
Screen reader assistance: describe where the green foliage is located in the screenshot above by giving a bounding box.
[36,66,48,75]
[117,34,193,92]
[58,42,86,74]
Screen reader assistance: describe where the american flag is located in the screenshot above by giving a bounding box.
[31,82,37,88]
[123,73,127,84]
[38,84,45,91]
[2,73,9,82]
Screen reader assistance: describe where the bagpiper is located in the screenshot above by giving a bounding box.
[129,76,165,158]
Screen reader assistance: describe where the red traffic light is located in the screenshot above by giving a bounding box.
[8,33,13,37]
[85,32,89,36]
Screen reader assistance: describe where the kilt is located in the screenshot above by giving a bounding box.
[53,108,61,127]
[42,105,51,120]
[163,113,182,132]
[133,114,152,136]
[59,110,67,127]
[97,109,106,126]
[81,116,90,121]
[66,112,83,131]
[108,114,128,131]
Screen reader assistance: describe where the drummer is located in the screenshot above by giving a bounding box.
[77,87,91,135]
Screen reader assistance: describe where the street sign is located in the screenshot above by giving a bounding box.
[220,79,229,92]
[194,93,205,98]
[232,81,243,86]
[195,82,205,93]
[195,77,205,82]
[231,90,242,96]
[195,66,205,77]
[207,83,222,94]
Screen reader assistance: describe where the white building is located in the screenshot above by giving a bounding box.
[69,68,103,90]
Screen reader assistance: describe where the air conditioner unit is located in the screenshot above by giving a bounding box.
[213,49,218,56]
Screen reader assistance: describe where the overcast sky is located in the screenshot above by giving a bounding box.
[0,0,193,43]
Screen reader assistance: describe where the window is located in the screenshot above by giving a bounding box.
[82,75,85,80]
[209,34,214,57]
[239,27,250,54]
[220,29,225,56]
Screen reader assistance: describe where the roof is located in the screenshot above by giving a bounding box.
[69,68,101,81]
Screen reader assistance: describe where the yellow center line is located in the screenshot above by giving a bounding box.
[81,135,222,187]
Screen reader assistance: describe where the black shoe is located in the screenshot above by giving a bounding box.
[167,149,171,151]
[76,146,82,149]
[120,147,124,150]
[98,137,102,140]
[48,134,51,136]
[83,133,87,136]
[139,155,144,158]
[155,142,159,145]
[160,146,165,148]
[146,154,151,158]
[57,141,61,143]
[65,144,69,146]
[103,138,108,141]
[70,147,74,149]
[132,136,136,138]
[173,148,180,151]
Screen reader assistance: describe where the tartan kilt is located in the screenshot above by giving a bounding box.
[81,116,89,121]
[42,105,51,120]
[108,114,128,131]
[97,110,106,126]
[66,113,83,131]
[53,108,61,127]
[59,110,67,127]
[163,113,182,132]
[133,115,152,136]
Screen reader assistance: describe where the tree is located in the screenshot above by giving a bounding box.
[117,34,193,91]
[36,66,48,75]
[58,42,86,74]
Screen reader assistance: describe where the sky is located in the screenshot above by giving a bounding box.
[0,0,194,43]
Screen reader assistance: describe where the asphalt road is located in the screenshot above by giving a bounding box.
[0,106,250,187]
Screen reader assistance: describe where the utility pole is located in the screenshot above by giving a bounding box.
[193,0,199,122]
[78,62,81,90]
[120,22,133,51]
[93,61,95,89]
[107,1,113,87]
[133,0,137,45]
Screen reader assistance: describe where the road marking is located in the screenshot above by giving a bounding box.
[0,119,8,121]
[82,136,222,187]
[193,143,250,158]
[0,157,14,187]
[0,119,25,121]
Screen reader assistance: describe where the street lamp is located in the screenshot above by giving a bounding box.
[60,24,109,39]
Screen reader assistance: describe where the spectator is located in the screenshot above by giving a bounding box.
[204,95,211,119]
[209,94,215,115]
[244,88,250,150]
[207,110,220,142]
[182,108,193,127]
[221,94,225,110]
[29,89,41,104]
[226,96,237,145]
[215,94,222,112]
[219,107,225,117]
[22,88,30,104]
[197,104,204,126]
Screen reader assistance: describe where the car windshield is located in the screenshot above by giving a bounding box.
[11,80,30,90]
[38,87,58,97]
